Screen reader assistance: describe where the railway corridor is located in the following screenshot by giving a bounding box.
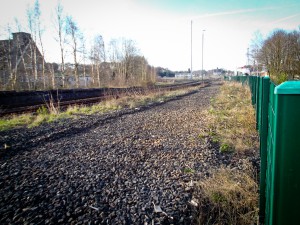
[0,84,229,224]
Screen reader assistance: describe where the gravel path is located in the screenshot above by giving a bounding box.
[0,83,242,224]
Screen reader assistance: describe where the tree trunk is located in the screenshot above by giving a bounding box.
[33,42,38,87]
[91,64,95,85]
[38,30,46,88]
[60,45,65,87]
[96,63,100,87]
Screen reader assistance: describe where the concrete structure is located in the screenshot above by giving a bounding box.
[0,32,45,74]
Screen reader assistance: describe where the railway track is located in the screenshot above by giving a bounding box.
[0,80,210,116]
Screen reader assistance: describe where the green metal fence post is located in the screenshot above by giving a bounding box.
[250,76,256,105]
[259,76,270,224]
[258,77,264,131]
[265,81,300,225]
[256,76,262,130]
[253,76,258,106]
[254,76,256,99]
[265,81,276,225]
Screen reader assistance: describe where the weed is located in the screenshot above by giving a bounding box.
[37,106,48,115]
[183,167,195,174]
[198,133,207,139]
[220,143,234,153]
[211,137,219,144]
[273,72,288,84]
[43,91,61,115]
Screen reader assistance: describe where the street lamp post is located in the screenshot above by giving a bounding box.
[191,20,193,80]
[202,29,205,83]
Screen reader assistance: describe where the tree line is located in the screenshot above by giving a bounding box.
[0,0,156,91]
[251,27,300,84]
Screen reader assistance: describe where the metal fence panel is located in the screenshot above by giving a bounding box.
[268,81,300,225]
[225,77,300,225]
[259,76,270,223]
[265,81,276,225]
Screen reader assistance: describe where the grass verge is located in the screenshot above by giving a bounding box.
[199,82,258,153]
[0,86,201,131]
[195,81,259,224]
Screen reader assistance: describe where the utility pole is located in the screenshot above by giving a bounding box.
[190,20,193,80]
[247,47,250,65]
[202,30,205,83]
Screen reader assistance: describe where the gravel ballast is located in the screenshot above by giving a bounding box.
[0,83,254,224]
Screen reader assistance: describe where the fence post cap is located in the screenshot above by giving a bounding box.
[275,81,300,95]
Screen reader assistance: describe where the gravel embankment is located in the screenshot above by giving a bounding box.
[0,83,255,224]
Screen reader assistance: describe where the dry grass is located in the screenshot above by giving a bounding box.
[195,81,259,225]
[66,87,198,115]
[200,82,258,153]
[196,165,259,225]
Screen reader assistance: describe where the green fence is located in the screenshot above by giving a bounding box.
[226,75,300,225]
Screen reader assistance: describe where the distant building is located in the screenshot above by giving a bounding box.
[206,68,227,76]
[157,68,175,77]
[236,65,269,76]
[236,66,251,76]
[251,64,268,76]
[212,68,225,76]
[175,72,190,79]
[0,32,45,73]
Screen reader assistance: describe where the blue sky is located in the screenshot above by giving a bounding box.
[0,0,299,71]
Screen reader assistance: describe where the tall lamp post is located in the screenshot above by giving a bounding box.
[190,20,193,80]
[202,29,206,83]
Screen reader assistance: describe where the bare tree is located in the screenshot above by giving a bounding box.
[256,29,300,83]
[14,19,31,90]
[33,0,47,88]
[53,1,66,87]
[90,35,105,87]
[79,35,88,87]
[66,15,80,88]
[286,30,300,79]
[122,39,138,82]
[149,65,157,83]
[132,55,147,85]
[25,0,50,89]
[108,39,122,84]
[107,38,138,85]
[250,31,264,74]
[107,38,155,86]
[0,24,15,89]
[27,4,38,87]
